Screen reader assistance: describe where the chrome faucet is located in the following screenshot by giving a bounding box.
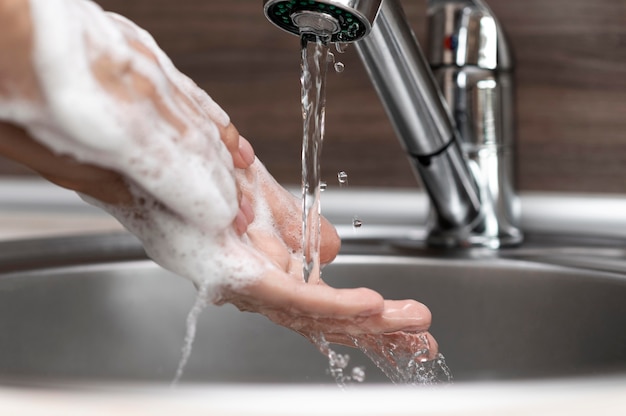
[263,0,522,248]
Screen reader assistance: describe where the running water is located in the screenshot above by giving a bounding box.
[171,281,210,386]
[300,32,365,386]
[299,33,452,386]
[300,32,330,284]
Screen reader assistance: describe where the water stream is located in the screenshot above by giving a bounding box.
[300,32,329,284]
[299,32,452,386]
[172,29,451,388]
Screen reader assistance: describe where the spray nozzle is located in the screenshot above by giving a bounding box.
[263,0,382,43]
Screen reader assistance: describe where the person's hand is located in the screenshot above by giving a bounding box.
[0,120,256,234]
[221,160,438,359]
[0,0,437,361]
[0,0,255,233]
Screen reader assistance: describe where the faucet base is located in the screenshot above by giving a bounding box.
[426,225,523,250]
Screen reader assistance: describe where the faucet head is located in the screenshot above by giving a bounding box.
[263,0,381,42]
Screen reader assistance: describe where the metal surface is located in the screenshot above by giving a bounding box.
[263,0,521,248]
[428,0,513,70]
[0,188,625,410]
[429,0,521,247]
[355,1,484,244]
[427,0,512,70]
[0,231,625,384]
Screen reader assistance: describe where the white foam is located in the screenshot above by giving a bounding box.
[0,0,273,297]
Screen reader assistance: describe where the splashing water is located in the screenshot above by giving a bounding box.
[311,333,366,388]
[351,334,453,385]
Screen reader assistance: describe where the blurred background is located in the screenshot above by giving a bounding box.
[2,0,624,193]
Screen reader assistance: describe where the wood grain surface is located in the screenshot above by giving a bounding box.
[1,0,625,193]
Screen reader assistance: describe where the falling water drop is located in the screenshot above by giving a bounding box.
[334,42,349,54]
[352,217,363,229]
[351,366,366,383]
[327,51,345,73]
[320,181,327,191]
[337,170,348,185]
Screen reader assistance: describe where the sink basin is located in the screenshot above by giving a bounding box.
[1,184,626,413]
[0,231,625,385]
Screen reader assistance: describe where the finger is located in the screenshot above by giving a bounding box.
[219,123,246,169]
[320,216,341,264]
[240,194,255,224]
[318,299,433,336]
[295,300,431,339]
[247,275,385,318]
[315,331,439,363]
[245,229,291,271]
[238,136,255,167]
[233,209,248,235]
[363,299,432,333]
[233,192,255,235]
[254,169,338,262]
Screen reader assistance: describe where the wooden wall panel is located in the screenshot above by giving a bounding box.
[1,0,625,193]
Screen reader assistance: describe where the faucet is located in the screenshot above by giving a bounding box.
[262,0,522,249]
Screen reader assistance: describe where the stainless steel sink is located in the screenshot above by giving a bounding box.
[1,184,626,416]
[0,230,625,385]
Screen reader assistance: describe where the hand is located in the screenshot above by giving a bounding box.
[0,0,438,361]
[222,160,438,359]
[0,0,255,233]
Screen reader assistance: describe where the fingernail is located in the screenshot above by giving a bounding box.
[238,137,255,166]
[381,303,430,328]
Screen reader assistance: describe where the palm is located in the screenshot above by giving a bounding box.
[219,161,438,361]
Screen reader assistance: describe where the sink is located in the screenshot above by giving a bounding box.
[0,231,625,385]
[1,185,626,413]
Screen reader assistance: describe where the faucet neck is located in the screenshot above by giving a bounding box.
[356,0,483,243]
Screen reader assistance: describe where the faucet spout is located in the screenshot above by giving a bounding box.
[355,0,483,245]
[262,0,522,248]
[263,0,382,42]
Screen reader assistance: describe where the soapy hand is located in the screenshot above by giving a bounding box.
[224,160,438,358]
[0,0,437,359]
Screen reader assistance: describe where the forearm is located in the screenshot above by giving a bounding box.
[0,0,39,101]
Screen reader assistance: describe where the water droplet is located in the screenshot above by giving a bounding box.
[303,260,315,282]
[334,61,345,73]
[320,181,327,191]
[327,51,335,64]
[351,366,366,383]
[352,217,363,229]
[329,351,350,369]
[337,170,348,184]
[334,42,349,54]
